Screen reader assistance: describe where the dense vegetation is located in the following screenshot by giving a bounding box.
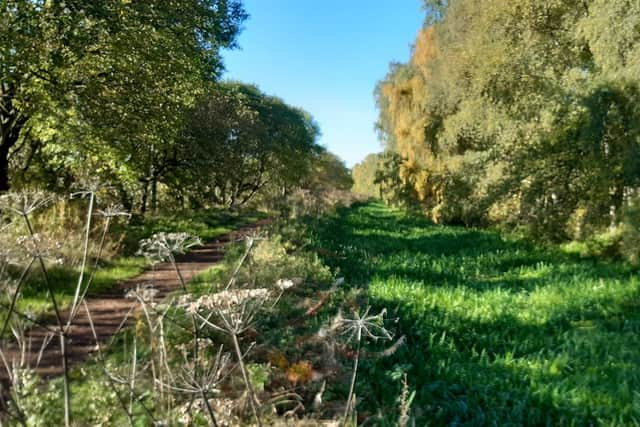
[0,2,356,425]
[3,0,640,425]
[356,0,640,258]
[1,1,351,213]
[307,202,640,425]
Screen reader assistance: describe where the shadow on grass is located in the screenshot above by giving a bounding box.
[305,202,640,425]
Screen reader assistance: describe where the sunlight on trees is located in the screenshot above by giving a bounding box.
[369,0,640,246]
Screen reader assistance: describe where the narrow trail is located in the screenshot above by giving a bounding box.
[0,219,269,380]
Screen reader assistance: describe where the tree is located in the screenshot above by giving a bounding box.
[302,151,353,192]
[352,153,382,198]
[177,82,322,208]
[0,0,247,193]
[375,0,640,238]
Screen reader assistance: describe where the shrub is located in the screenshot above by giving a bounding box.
[621,195,640,264]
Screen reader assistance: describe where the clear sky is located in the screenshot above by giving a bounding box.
[222,1,425,167]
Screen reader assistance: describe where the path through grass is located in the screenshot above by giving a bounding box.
[2,209,264,323]
[307,202,640,425]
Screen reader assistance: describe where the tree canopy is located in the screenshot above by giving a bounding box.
[1,0,246,194]
[1,1,346,214]
[176,82,323,208]
[371,0,640,240]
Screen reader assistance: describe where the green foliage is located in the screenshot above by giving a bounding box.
[175,82,323,208]
[11,370,65,426]
[118,208,263,254]
[302,151,353,192]
[306,202,640,425]
[248,363,271,393]
[375,0,640,242]
[351,152,382,198]
[1,0,247,197]
[2,2,337,218]
[374,152,417,207]
[191,234,333,292]
[2,257,148,322]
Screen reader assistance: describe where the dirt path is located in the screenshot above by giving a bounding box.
[0,220,269,380]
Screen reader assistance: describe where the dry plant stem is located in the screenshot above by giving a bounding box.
[231,333,262,427]
[0,257,35,337]
[69,215,111,322]
[22,213,71,427]
[223,237,255,291]
[201,388,220,427]
[190,314,200,413]
[68,191,95,328]
[0,344,15,380]
[83,301,135,427]
[169,257,201,373]
[129,334,137,415]
[158,314,170,413]
[22,214,64,324]
[120,301,158,422]
[59,335,70,427]
[342,332,362,427]
[170,256,188,292]
[271,290,285,309]
[136,296,166,411]
[201,240,255,328]
[398,373,411,427]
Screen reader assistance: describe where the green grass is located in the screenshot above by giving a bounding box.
[2,208,264,324]
[304,202,640,425]
[115,208,266,255]
[8,257,149,320]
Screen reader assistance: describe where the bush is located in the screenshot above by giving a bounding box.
[621,196,640,264]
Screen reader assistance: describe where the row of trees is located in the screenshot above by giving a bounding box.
[2,1,336,214]
[177,83,324,209]
[365,0,640,241]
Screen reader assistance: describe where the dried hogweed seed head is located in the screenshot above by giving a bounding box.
[137,232,202,263]
[16,233,63,262]
[275,278,297,291]
[0,191,55,216]
[196,288,271,309]
[70,179,106,199]
[125,284,160,302]
[338,307,393,343]
[96,204,131,219]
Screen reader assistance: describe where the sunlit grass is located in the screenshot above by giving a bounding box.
[306,201,640,425]
[11,257,148,320]
[2,210,263,323]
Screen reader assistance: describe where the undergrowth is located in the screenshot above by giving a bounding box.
[0,201,260,321]
[7,198,638,425]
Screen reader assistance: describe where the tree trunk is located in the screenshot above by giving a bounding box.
[0,145,9,192]
[140,180,149,216]
[610,183,625,228]
[151,175,158,214]
[0,82,26,192]
[115,181,133,212]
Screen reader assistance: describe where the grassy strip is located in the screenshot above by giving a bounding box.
[19,201,640,425]
[2,209,264,323]
[115,208,265,255]
[303,202,640,425]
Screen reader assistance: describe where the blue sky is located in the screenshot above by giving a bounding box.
[222,1,425,167]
